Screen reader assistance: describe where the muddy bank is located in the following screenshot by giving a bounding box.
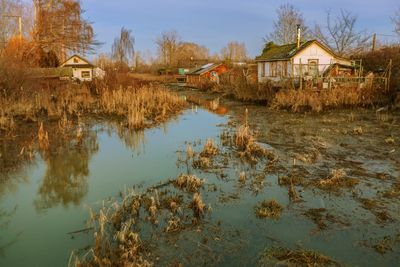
[71,92,400,266]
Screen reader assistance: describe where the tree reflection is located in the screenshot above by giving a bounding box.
[0,133,36,197]
[0,205,20,258]
[34,130,99,211]
[113,123,146,154]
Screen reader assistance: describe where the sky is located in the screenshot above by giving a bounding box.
[82,0,400,59]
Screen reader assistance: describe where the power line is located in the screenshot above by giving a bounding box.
[375,33,398,38]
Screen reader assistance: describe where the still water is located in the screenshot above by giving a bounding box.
[0,108,226,267]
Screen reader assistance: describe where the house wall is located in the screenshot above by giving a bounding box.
[292,43,351,76]
[72,67,93,82]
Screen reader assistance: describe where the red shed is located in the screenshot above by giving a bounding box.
[186,63,228,86]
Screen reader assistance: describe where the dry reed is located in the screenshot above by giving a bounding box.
[0,83,187,132]
[200,138,219,157]
[271,86,386,113]
[239,171,246,183]
[254,200,283,219]
[234,124,275,164]
[316,169,359,190]
[174,174,204,192]
[190,192,206,217]
[258,246,340,267]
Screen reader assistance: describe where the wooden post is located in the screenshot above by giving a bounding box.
[372,33,376,52]
[387,59,392,91]
[18,16,22,38]
[299,59,303,90]
[291,59,295,90]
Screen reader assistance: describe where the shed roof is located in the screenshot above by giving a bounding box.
[60,54,94,68]
[255,40,346,62]
[187,63,222,75]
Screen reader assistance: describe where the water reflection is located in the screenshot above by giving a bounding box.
[115,125,146,154]
[0,206,20,258]
[0,134,36,197]
[34,130,99,211]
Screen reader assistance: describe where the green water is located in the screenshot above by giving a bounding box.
[0,109,226,267]
[1,100,400,266]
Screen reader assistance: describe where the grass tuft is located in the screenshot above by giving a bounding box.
[254,199,283,219]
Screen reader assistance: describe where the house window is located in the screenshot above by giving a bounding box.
[261,62,265,77]
[308,59,319,77]
[282,61,288,76]
[73,57,79,63]
[277,62,282,76]
[81,71,91,78]
[270,62,277,77]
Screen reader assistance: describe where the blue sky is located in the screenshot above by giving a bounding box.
[83,0,399,58]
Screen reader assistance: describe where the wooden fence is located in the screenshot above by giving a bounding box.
[273,76,388,91]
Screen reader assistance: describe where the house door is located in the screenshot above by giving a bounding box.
[308,59,319,77]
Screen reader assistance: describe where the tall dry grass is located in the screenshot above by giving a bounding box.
[100,86,186,129]
[270,86,388,112]
[0,83,187,131]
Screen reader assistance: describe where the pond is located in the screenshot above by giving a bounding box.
[1,93,399,266]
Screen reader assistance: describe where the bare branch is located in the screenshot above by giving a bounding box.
[312,9,370,56]
[392,7,400,36]
[267,3,309,45]
[220,42,247,62]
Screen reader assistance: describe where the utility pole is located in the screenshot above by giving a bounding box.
[3,15,22,38]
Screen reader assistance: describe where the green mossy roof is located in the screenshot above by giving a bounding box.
[256,40,315,61]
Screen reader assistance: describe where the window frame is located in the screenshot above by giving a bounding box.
[81,70,91,78]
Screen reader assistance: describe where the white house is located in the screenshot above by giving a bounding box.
[59,54,97,82]
[256,40,353,84]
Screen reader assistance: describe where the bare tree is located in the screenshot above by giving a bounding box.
[392,8,400,36]
[112,27,135,67]
[267,3,309,45]
[176,42,209,65]
[33,0,99,61]
[221,42,247,62]
[313,9,370,56]
[155,30,180,66]
[93,53,113,70]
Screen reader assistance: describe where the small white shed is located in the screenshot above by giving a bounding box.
[60,54,96,82]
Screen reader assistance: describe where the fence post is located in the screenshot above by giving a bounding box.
[387,59,392,91]
[299,59,303,90]
[291,59,295,89]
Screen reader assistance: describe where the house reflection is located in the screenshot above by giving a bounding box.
[34,131,99,211]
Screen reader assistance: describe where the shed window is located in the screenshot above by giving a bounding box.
[261,63,265,77]
[270,62,277,77]
[277,62,282,76]
[282,61,288,76]
[81,71,91,78]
